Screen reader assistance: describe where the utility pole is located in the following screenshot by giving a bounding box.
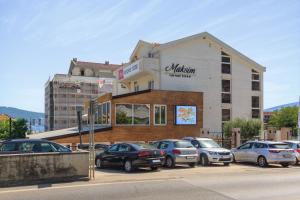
[88,100,95,180]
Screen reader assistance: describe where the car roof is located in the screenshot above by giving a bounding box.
[159,139,184,142]
[284,140,300,144]
[247,140,287,144]
[2,139,49,143]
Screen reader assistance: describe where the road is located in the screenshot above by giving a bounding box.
[0,164,299,200]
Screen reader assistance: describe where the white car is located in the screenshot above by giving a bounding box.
[284,140,300,164]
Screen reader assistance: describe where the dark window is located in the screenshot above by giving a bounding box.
[252,109,260,118]
[238,143,253,150]
[222,93,231,103]
[254,143,268,149]
[252,74,259,80]
[222,109,231,121]
[221,57,230,63]
[154,105,167,125]
[0,143,17,152]
[252,96,259,108]
[252,81,260,91]
[222,80,230,92]
[118,144,131,152]
[222,63,231,74]
[108,144,119,152]
[221,51,229,56]
[158,142,169,149]
[80,70,84,76]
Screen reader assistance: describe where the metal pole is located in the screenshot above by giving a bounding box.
[9,117,12,139]
[89,100,95,180]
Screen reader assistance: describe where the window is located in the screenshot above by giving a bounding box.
[222,80,230,92]
[134,81,139,92]
[221,51,231,74]
[158,142,169,149]
[252,96,260,119]
[95,102,111,125]
[118,144,131,152]
[254,143,267,149]
[148,80,154,89]
[154,105,167,125]
[0,143,17,152]
[222,109,231,121]
[116,104,150,125]
[238,143,253,150]
[108,144,119,152]
[252,69,260,91]
[80,70,84,76]
[222,93,231,103]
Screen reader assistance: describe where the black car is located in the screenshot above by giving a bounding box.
[95,143,164,172]
[0,139,72,154]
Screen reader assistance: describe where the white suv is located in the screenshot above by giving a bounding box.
[183,137,232,166]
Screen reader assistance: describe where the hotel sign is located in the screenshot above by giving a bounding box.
[118,60,140,80]
[165,63,196,78]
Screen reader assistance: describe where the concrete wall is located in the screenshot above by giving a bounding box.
[0,152,89,186]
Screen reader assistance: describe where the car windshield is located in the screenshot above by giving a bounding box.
[174,141,193,148]
[198,140,220,148]
[268,143,290,149]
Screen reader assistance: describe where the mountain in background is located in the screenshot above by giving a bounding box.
[0,106,44,120]
[264,102,299,112]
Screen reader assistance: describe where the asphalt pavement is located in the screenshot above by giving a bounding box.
[0,163,299,200]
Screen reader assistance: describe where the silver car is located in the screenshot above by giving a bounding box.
[153,139,198,168]
[284,140,300,164]
[231,141,296,167]
[183,137,232,166]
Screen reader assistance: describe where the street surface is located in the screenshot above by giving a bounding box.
[0,163,300,200]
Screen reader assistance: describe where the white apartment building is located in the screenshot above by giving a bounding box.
[113,32,266,132]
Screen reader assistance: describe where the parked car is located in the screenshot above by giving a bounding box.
[153,139,198,168]
[283,140,300,164]
[231,141,296,167]
[0,139,72,154]
[183,137,232,166]
[95,143,164,172]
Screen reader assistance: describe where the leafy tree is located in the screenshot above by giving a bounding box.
[0,118,27,140]
[224,118,262,140]
[269,106,298,134]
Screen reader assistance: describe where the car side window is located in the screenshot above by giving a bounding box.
[191,140,200,148]
[239,143,253,150]
[254,143,267,149]
[19,142,35,152]
[118,144,130,152]
[0,143,17,152]
[159,142,169,149]
[108,144,118,152]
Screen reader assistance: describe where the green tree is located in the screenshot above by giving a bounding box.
[0,120,9,140]
[269,106,298,134]
[224,118,262,140]
[11,118,27,139]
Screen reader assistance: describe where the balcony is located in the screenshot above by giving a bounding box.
[116,57,159,82]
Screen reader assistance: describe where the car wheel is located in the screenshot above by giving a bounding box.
[200,154,209,166]
[281,163,289,168]
[232,155,236,163]
[96,158,103,169]
[189,163,196,168]
[224,162,230,166]
[166,156,175,168]
[124,160,134,172]
[151,166,159,171]
[257,156,268,167]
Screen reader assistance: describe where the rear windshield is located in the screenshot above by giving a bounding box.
[268,143,290,149]
[174,141,194,148]
[131,143,156,150]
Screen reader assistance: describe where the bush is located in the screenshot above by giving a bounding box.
[224,118,262,140]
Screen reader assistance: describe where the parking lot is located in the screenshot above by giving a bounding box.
[1,163,300,200]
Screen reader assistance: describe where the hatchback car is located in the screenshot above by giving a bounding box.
[95,143,164,172]
[183,137,232,166]
[231,141,296,167]
[153,139,198,168]
[284,140,300,164]
[0,139,71,154]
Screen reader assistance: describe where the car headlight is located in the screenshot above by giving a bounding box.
[208,151,218,156]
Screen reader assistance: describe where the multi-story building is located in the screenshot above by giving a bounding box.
[44,58,119,131]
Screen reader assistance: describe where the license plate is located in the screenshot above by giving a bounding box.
[283,154,292,158]
[186,156,195,160]
[152,160,160,163]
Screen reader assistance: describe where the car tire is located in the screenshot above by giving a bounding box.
[96,158,103,169]
[151,166,159,171]
[224,162,230,166]
[124,160,134,172]
[232,155,236,163]
[166,156,175,168]
[257,156,268,167]
[189,163,196,168]
[200,154,209,166]
[281,163,289,168]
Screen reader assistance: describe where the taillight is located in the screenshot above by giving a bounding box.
[160,150,165,156]
[172,149,181,154]
[295,149,300,153]
[138,151,150,157]
[269,150,280,153]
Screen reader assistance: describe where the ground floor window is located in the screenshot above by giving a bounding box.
[154,105,167,125]
[95,101,111,125]
[252,109,260,118]
[222,109,231,121]
[116,104,150,125]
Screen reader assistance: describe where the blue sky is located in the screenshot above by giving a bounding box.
[0,0,299,112]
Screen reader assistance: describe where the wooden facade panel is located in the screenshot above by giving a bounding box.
[52,90,203,145]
